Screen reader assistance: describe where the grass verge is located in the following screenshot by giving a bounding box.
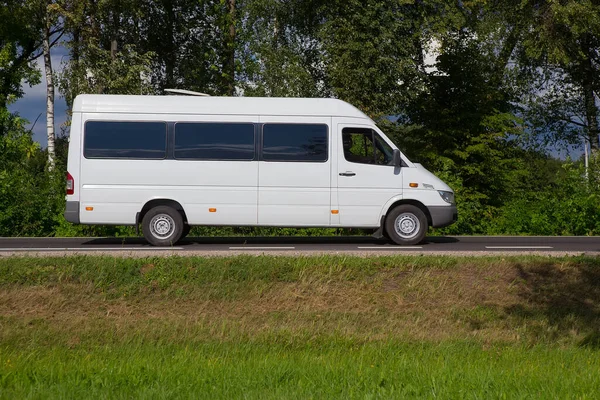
[1,255,599,398]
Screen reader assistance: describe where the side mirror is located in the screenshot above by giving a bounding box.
[392,149,402,167]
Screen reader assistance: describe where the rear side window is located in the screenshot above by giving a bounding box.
[262,124,328,162]
[174,123,255,160]
[84,121,167,159]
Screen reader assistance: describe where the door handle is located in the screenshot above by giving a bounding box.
[339,172,356,177]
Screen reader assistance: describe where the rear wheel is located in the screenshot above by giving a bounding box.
[142,206,184,246]
[181,223,191,239]
[385,205,428,245]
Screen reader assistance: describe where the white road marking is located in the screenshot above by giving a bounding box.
[357,246,423,249]
[485,246,553,249]
[0,247,184,251]
[228,246,296,250]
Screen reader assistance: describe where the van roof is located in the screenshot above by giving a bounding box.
[73,94,371,120]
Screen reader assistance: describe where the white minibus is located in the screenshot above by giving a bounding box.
[64,94,457,246]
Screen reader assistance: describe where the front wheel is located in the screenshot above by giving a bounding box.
[384,205,428,245]
[142,206,184,246]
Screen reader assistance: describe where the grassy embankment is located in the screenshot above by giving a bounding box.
[1,255,600,398]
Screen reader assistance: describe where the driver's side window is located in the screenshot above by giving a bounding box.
[342,128,393,165]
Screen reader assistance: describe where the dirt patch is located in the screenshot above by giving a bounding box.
[1,259,598,345]
[140,263,156,275]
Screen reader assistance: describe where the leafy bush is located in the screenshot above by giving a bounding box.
[0,111,63,236]
[488,162,600,236]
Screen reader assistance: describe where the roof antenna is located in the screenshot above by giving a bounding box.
[164,89,210,97]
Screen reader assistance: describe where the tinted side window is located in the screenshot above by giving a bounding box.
[84,121,167,159]
[262,124,328,162]
[174,123,255,160]
[342,128,394,166]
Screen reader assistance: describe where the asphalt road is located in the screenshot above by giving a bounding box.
[1,236,600,255]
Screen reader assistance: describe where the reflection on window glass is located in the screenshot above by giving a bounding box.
[342,128,394,165]
[262,124,328,162]
[84,121,167,159]
[175,123,255,160]
[374,134,393,164]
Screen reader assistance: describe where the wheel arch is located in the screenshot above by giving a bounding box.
[137,199,188,226]
[381,199,432,227]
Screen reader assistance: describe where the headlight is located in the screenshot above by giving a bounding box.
[438,190,454,204]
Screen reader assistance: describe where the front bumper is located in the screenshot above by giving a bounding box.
[429,205,457,228]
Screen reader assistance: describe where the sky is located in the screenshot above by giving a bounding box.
[7,46,69,147]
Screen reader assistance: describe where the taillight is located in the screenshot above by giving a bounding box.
[66,171,74,195]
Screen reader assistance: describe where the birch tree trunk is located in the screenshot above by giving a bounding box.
[43,9,56,171]
[583,81,599,156]
[225,0,235,96]
[581,40,599,156]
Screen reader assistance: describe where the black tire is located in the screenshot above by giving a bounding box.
[141,206,184,246]
[181,223,191,239]
[384,204,428,245]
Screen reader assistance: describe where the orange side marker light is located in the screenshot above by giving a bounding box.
[85,206,94,211]
[209,208,217,213]
[409,183,419,188]
[331,210,339,214]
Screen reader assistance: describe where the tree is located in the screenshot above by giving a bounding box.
[522,70,591,159]
[37,0,65,170]
[237,0,328,98]
[1,1,65,169]
[320,0,427,118]
[487,1,600,160]
[0,1,43,110]
[394,2,531,233]
[224,0,235,95]
[524,1,600,153]
[58,0,155,106]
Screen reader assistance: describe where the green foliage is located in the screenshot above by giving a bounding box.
[320,0,423,116]
[1,342,598,399]
[0,111,62,236]
[0,0,43,107]
[512,1,600,152]
[237,0,327,97]
[490,161,600,235]
[2,0,600,238]
[136,0,234,95]
[0,111,143,238]
[59,43,155,98]
[396,32,525,234]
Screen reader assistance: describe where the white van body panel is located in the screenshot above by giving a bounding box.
[65,94,457,233]
[78,112,259,225]
[335,120,403,227]
[403,164,452,193]
[66,112,82,203]
[73,95,369,118]
[257,115,332,226]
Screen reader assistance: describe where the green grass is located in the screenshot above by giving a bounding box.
[2,341,599,399]
[1,255,600,398]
